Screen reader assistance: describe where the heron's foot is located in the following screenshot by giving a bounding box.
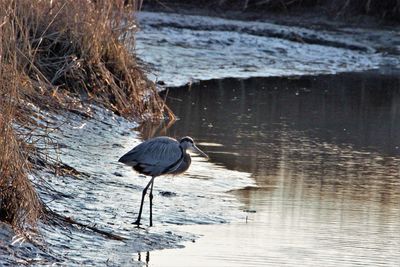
[133,223,145,229]
[133,218,142,227]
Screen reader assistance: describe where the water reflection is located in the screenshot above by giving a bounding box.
[157,72,400,204]
[141,72,400,266]
[137,251,150,266]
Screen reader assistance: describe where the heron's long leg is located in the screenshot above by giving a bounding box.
[149,179,154,227]
[134,176,155,226]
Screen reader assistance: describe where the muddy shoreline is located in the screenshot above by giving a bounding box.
[135,10,400,87]
[142,3,400,54]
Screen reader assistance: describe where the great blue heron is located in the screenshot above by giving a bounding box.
[118,136,208,226]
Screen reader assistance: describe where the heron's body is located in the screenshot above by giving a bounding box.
[119,136,191,177]
[118,136,207,226]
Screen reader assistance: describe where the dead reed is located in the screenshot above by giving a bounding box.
[0,0,173,234]
[2,0,173,119]
[147,0,400,21]
[0,40,43,232]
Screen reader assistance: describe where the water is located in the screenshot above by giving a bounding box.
[142,72,400,266]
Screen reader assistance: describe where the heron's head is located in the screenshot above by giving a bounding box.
[180,136,208,158]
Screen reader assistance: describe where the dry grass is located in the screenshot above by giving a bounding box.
[0,0,173,234]
[0,96,43,233]
[2,0,173,119]
[269,0,400,20]
[148,0,400,21]
[0,48,43,232]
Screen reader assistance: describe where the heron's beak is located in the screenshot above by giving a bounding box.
[192,145,209,158]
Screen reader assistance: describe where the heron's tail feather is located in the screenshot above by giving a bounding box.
[118,153,137,166]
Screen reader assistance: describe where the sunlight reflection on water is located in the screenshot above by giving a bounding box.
[142,72,400,266]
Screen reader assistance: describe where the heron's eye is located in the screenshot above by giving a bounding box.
[180,137,194,144]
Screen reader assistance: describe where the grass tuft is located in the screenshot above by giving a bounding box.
[0,56,43,232]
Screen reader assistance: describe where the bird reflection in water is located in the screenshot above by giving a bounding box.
[137,251,150,265]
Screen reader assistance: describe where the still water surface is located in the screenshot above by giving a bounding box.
[140,72,400,266]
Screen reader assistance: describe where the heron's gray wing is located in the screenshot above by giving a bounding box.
[119,137,183,176]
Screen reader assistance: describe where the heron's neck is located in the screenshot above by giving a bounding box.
[180,143,190,151]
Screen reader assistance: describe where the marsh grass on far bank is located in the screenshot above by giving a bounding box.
[0,0,172,239]
[146,0,400,22]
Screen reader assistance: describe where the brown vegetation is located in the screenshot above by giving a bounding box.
[0,0,172,235]
[2,0,172,119]
[146,0,400,22]
[0,68,43,233]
